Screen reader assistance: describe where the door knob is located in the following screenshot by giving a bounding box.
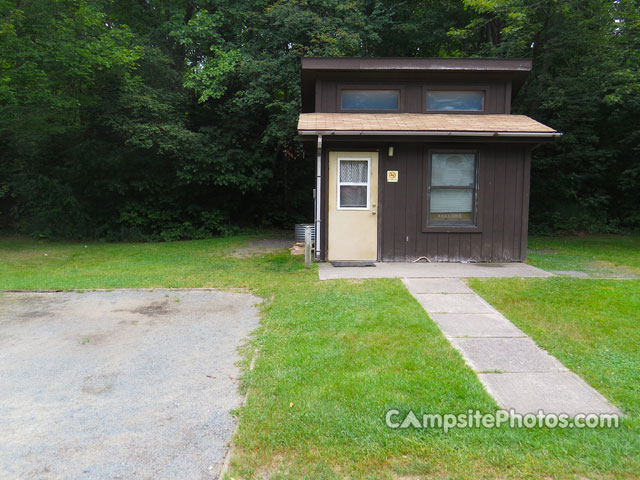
[372,210,376,215]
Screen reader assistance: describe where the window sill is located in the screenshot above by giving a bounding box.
[422,225,482,233]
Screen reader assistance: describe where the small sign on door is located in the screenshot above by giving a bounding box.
[387,170,398,182]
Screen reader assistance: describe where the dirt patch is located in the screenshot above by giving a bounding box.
[229,237,293,258]
[588,260,639,279]
[549,270,591,278]
[129,300,171,316]
[0,294,65,323]
[551,261,639,279]
[82,373,116,396]
[527,248,559,255]
[76,332,113,346]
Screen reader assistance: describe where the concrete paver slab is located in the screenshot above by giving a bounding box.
[403,278,473,294]
[0,290,260,479]
[414,293,494,314]
[403,273,622,417]
[430,313,527,338]
[478,372,623,416]
[450,337,567,373]
[318,262,553,280]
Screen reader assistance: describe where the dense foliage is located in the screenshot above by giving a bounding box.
[0,0,638,239]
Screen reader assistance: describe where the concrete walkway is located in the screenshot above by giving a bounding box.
[318,262,552,280]
[403,278,622,416]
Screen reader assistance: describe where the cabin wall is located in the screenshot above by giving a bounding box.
[320,141,531,262]
[315,74,511,114]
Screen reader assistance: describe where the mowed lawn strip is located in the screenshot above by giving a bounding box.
[468,277,640,418]
[1,235,638,478]
[526,234,640,276]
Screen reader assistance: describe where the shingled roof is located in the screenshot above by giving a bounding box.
[298,113,560,137]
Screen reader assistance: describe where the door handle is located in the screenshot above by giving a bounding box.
[372,210,376,215]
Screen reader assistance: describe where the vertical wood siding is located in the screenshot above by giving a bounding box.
[378,143,530,262]
[316,78,509,114]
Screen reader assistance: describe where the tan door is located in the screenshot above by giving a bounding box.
[328,151,379,261]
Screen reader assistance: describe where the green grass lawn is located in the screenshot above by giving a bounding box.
[469,277,640,418]
[527,234,640,276]
[1,234,639,478]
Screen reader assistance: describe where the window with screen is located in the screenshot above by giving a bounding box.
[338,158,369,209]
[341,90,399,111]
[428,152,476,226]
[426,90,484,111]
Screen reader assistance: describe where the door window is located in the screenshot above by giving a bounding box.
[338,158,370,209]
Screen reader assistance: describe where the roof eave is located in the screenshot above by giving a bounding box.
[298,130,561,138]
[300,57,533,73]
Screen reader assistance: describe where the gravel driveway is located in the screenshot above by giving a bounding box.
[0,289,260,479]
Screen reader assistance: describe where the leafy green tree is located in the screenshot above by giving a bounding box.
[453,0,640,232]
[1,0,637,238]
[0,0,141,235]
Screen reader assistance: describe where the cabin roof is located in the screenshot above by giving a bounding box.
[297,113,559,138]
[301,57,532,73]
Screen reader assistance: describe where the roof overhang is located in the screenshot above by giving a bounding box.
[298,130,561,138]
[301,57,532,73]
[297,113,561,140]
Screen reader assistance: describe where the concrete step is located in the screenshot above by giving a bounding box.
[479,372,623,416]
[450,337,567,373]
[414,293,494,314]
[403,278,473,294]
[430,313,527,338]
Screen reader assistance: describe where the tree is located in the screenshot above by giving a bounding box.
[452,0,640,232]
[1,0,637,238]
[0,0,141,236]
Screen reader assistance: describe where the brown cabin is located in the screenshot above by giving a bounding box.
[297,57,560,263]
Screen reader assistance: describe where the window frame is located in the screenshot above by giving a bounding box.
[337,156,371,211]
[422,85,488,113]
[422,149,482,232]
[338,84,403,113]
